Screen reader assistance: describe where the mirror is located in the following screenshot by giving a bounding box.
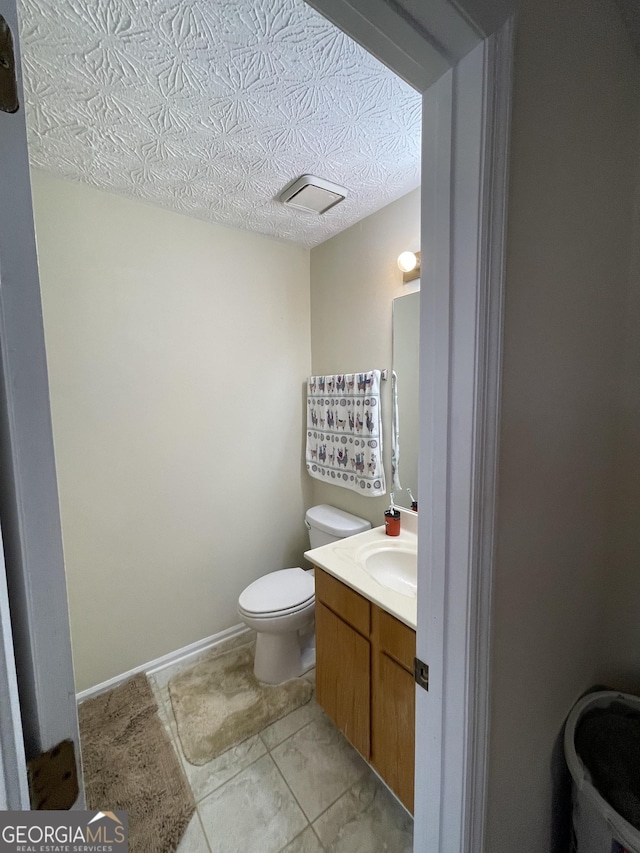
[392,291,420,510]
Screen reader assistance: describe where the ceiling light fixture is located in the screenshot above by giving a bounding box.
[279,175,347,214]
[397,250,421,283]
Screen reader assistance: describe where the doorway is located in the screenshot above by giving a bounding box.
[0,0,512,849]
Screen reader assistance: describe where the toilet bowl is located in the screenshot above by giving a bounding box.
[238,567,315,684]
[238,505,371,684]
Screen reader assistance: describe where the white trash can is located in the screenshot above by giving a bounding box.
[564,691,640,853]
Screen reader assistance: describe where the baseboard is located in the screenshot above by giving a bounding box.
[76,623,250,704]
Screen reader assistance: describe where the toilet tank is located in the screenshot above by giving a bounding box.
[305,504,371,549]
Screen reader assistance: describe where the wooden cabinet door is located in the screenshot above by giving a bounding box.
[316,601,371,759]
[371,651,415,812]
[371,606,416,813]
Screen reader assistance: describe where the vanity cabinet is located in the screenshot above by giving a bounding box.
[314,568,416,813]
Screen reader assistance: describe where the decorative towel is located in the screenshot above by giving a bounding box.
[306,371,386,496]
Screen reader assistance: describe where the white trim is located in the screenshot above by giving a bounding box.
[465,20,513,851]
[76,624,251,703]
[414,65,453,853]
[305,0,453,91]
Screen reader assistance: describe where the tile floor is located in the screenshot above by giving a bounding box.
[147,634,413,853]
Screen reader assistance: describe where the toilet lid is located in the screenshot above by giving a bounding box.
[239,568,314,615]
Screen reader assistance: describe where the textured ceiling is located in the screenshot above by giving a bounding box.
[18,0,422,248]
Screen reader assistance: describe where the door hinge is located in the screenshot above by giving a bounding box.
[0,15,19,114]
[414,657,429,691]
[27,739,79,809]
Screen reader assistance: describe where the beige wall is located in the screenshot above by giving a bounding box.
[31,171,311,692]
[483,1,640,851]
[309,188,420,527]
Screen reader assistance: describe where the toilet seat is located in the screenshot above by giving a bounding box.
[238,598,314,621]
[238,567,314,618]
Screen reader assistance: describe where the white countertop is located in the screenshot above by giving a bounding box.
[305,523,417,630]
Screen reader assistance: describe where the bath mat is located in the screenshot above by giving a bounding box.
[169,644,314,765]
[78,674,195,853]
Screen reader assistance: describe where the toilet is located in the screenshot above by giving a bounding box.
[238,504,371,684]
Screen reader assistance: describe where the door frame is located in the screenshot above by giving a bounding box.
[0,0,83,808]
[308,2,513,850]
[416,27,513,852]
[0,0,512,842]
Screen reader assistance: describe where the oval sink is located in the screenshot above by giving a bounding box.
[358,545,417,598]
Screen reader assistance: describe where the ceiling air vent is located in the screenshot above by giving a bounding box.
[279,175,347,214]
